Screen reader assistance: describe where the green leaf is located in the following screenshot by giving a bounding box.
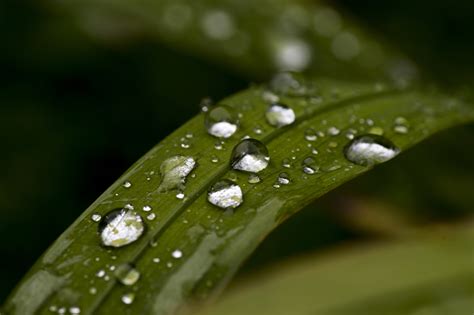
[194,224,474,315]
[2,75,473,315]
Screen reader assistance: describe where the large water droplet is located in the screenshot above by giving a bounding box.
[99,208,145,248]
[266,103,296,127]
[344,135,400,166]
[114,264,140,286]
[230,139,270,173]
[207,180,243,209]
[205,105,239,138]
[158,156,196,192]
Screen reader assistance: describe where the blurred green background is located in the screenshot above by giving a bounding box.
[1,0,474,302]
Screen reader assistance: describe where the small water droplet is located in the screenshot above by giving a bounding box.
[302,157,319,174]
[269,72,312,97]
[261,90,280,103]
[344,135,400,166]
[115,264,140,286]
[345,128,357,140]
[89,287,97,295]
[248,174,261,184]
[327,126,340,136]
[205,105,239,138]
[230,139,270,173]
[158,156,196,192]
[142,205,152,212]
[171,249,183,259]
[69,307,81,314]
[211,155,219,163]
[200,97,213,112]
[304,128,317,141]
[176,192,185,200]
[146,213,156,221]
[277,172,291,185]
[98,208,145,248]
[123,181,132,188]
[393,116,410,134]
[311,148,319,155]
[96,269,106,278]
[121,292,135,305]
[266,103,296,127]
[180,139,191,149]
[91,213,102,222]
[253,125,263,135]
[152,257,160,263]
[207,179,243,209]
[214,141,224,150]
[282,158,292,168]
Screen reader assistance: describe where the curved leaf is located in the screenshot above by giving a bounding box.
[2,76,473,314]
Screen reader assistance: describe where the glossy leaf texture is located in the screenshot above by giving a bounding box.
[2,76,474,315]
[195,225,474,315]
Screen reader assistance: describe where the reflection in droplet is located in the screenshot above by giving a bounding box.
[266,103,296,127]
[115,264,140,286]
[98,208,145,248]
[207,180,243,209]
[230,139,270,173]
[121,292,135,305]
[205,105,239,138]
[302,157,319,174]
[158,156,196,192]
[344,135,400,166]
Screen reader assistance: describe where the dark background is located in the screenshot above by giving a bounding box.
[1,0,474,301]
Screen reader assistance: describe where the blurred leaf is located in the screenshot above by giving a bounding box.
[50,0,413,82]
[2,74,473,315]
[194,224,474,315]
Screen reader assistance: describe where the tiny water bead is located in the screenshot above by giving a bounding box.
[207,180,243,209]
[248,173,261,184]
[277,172,291,185]
[158,156,196,192]
[393,116,410,134]
[114,264,140,286]
[304,128,317,141]
[327,126,340,136]
[230,139,270,173]
[91,213,102,222]
[98,208,145,248]
[121,292,135,305]
[302,157,319,174]
[123,181,132,188]
[266,103,296,127]
[171,249,183,259]
[205,105,239,138]
[344,135,400,166]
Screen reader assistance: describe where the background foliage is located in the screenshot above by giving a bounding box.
[1,0,474,307]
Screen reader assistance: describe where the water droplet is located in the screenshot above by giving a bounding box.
[200,97,213,112]
[393,116,410,134]
[152,257,160,263]
[158,156,196,192]
[230,139,270,173]
[146,213,156,221]
[266,103,296,127]
[248,174,261,184]
[344,135,400,166]
[96,269,106,278]
[304,128,317,141]
[207,179,243,209]
[176,192,185,200]
[214,141,224,150]
[123,181,132,188]
[327,126,340,136]
[277,173,291,185]
[121,292,135,305]
[262,90,280,103]
[142,205,152,212]
[98,208,145,248]
[115,264,140,286]
[180,139,191,149]
[211,155,219,163]
[311,148,319,155]
[205,105,239,138]
[171,249,183,259]
[282,158,292,168]
[91,213,102,222]
[345,128,357,140]
[253,125,263,135]
[302,157,319,174]
[89,287,97,295]
[269,72,314,97]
